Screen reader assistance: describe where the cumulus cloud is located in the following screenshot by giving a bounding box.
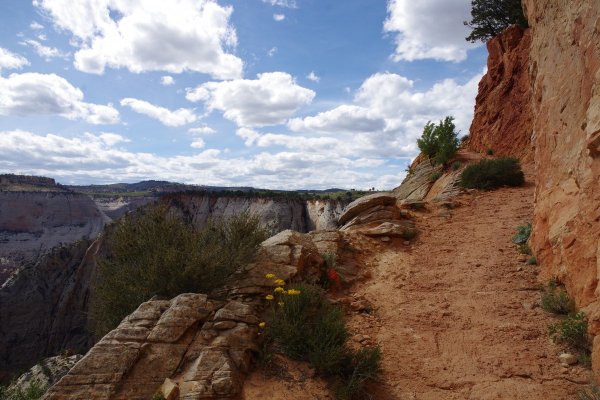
[0,48,29,71]
[190,138,206,148]
[120,98,197,127]
[34,0,243,79]
[188,126,216,135]
[0,72,119,124]
[384,0,479,62]
[306,71,320,82]
[273,13,285,21]
[21,39,69,60]
[186,72,315,127]
[262,0,297,8]
[30,21,44,30]
[0,129,399,190]
[160,76,175,86]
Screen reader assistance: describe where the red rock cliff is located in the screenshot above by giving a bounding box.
[523,0,600,376]
[467,24,533,160]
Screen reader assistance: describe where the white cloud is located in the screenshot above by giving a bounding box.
[306,71,320,82]
[190,138,206,148]
[120,98,197,127]
[289,105,383,133]
[30,21,45,30]
[384,0,479,62]
[34,0,243,79]
[0,48,29,71]
[268,47,278,57]
[160,75,175,86]
[186,72,315,127]
[273,13,285,21]
[99,132,130,146]
[262,0,297,8]
[0,72,119,124]
[21,39,69,60]
[188,126,216,135]
[0,129,400,190]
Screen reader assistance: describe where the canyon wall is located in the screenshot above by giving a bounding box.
[523,0,600,375]
[467,24,533,160]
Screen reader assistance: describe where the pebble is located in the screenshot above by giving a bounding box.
[559,353,578,366]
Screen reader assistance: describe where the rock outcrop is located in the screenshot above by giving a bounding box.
[522,0,600,376]
[466,25,533,161]
[5,354,83,394]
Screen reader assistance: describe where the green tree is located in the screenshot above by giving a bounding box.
[464,0,528,43]
[416,116,459,166]
[89,204,268,337]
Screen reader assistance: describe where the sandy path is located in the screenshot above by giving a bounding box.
[350,181,590,399]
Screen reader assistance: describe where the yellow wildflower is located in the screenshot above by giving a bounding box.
[265,294,274,301]
[286,289,301,295]
[274,287,285,293]
[274,279,286,286]
[278,301,285,306]
[259,322,266,328]
[265,273,275,279]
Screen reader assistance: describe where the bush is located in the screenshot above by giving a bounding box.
[486,148,494,155]
[451,161,462,171]
[512,223,531,244]
[541,280,575,315]
[464,0,528,43]
[0,382,47,400]
[429,172,441,183]
[417,116,459,166]
[517,243,531,255]
[527,256,537,265]
[548,312,589,351]
[90,205,268,337]
[266,284,380,399]
[459,157,524,190]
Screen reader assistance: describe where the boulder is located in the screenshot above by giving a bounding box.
[393,161,441,201]
[337,193,397,226]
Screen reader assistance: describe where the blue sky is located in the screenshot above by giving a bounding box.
[0,0,487,189]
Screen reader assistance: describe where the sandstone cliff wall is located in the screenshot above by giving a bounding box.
[523,0,600,375]
[467,25,533,160]
[0,192,109,269]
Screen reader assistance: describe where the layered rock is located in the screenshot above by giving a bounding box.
[0,191,109,273]
[5,354,83,394]
[0,239,99,381]
[466,25,533,160]
[44,294,258,399]
[522,0,600,374]
[166,194,342,234]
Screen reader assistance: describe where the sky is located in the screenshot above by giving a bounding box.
[0,0,488,190]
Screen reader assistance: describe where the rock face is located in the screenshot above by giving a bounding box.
[6,354,83,394]
[0,191,109,275]
[0,239,99,381]
[44,294,258,400]
[466,25,533,161]
[522,0,600,375]
[166,194,342,234]
[92,195,157,220]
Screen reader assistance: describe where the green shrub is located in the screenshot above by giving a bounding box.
[527,256,537,265]
[459,157,525,190]
[429,172,441,183]
[512,223,532,244]
[548,312,589,351]
[517,243,531,255]
[465,0,528,43]
[417,116,459,166]
[486,148,494,155]
[90,205,268,337]
[541,280,575,315]
[451,161,462,171]
[0,382,47,400]
[402,228,417,241]
[266,284,380,399]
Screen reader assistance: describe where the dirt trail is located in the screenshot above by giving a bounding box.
[351,176,590,399]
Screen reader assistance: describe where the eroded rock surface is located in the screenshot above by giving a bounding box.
[466,25,533,161]
[522,0,600,376]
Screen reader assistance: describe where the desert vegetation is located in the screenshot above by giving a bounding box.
[464,0,528,42]
[0,382,46,400]
[89,205,268,337]
[417,116,460,166]
[459,157,525,189]
[261,279,381,399]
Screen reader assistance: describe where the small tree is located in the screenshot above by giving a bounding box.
[416,116,459,166]
[464,0,528,43]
